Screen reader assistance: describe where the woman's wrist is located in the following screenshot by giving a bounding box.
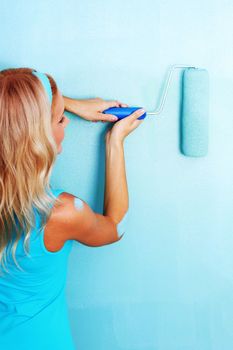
[106,135,124,150]
[63,96,80,114]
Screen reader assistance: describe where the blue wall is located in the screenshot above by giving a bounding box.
[1,1,233,349]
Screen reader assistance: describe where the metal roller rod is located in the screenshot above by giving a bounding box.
[147,64,197,116]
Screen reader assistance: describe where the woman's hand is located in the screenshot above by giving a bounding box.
[105,108,145,144]
[63,96,128,123]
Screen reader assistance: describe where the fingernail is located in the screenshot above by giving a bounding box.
[112,117,118,121]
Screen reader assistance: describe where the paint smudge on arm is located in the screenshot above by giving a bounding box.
[116,210,128,238]
[74,197,84,210]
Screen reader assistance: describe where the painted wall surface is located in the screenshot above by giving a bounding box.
[1,1,233,349]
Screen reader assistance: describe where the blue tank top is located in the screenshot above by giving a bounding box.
[0,188,75,350]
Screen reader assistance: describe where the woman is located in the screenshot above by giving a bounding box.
[0,67,145,349]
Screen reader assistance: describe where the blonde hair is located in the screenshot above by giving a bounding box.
[0,67,62,275]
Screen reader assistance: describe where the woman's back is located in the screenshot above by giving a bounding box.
[0,188,75,350]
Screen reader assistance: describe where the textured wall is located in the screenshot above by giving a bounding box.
[1,0,233,349]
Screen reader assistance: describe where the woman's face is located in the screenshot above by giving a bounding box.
[51,89,70,154]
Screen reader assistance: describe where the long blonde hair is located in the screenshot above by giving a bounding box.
[0,67,62,275]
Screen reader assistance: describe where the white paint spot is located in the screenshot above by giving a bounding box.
[117,210,128,238]
[74,197,84,210]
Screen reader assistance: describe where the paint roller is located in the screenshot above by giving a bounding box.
[103,64,209,157]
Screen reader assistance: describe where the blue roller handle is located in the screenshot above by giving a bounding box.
[103,107,147,120]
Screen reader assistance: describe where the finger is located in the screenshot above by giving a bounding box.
[133,119,144,126]
[98,113,119,122]
[117,101,129,107]
[128,108,145,120]
[105,100,120,109]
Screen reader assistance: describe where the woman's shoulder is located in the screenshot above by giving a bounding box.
[43,192,75,252]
